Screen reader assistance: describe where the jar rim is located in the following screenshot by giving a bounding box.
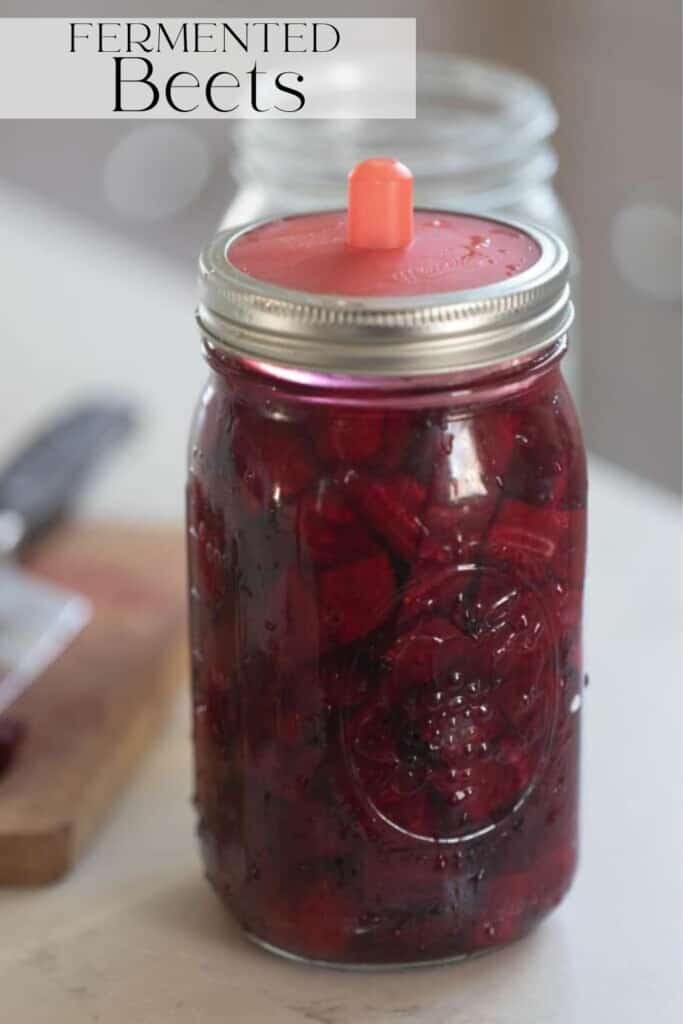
[232,54,559,195]
[197,209,573,380]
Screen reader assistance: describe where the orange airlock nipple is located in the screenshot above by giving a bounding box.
[347,158,414,250]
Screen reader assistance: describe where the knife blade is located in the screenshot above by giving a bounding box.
[0,401,136,713]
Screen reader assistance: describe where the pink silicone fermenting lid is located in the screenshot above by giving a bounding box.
[199,157,573,378]
[228,157,541,298]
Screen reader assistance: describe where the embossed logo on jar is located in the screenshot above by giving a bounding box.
[342,565,558,843]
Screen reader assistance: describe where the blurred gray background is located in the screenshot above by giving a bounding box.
[1,0,681,491]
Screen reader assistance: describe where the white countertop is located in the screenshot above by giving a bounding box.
[1,183,681,1023]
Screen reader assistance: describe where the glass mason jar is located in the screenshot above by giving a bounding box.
[188,206,587,967]
[221,54,581,398]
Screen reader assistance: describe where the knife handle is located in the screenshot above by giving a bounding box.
[0,401,137,552]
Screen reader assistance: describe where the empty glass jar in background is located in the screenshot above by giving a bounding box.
[220,54,581,399]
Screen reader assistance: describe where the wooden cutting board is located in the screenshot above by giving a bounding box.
[0,522,188,886]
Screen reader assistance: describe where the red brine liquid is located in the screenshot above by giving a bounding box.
[188,161,586,965]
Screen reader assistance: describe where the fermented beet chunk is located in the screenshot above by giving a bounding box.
[383,616,480,692]
[297,483,376,568]
[232,410,315,510]
[421,495,498,565]
[314,409,413,472]
[315,409,385,466]
[344,472,428,560]
[486,498,570,586]
[319,550,396,652]
[398,565,477,631]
